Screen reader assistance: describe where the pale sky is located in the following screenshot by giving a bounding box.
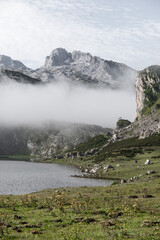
[0,0,160,70]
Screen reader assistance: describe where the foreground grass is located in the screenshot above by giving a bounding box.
[0,174,160,239]
[0,139,160,239]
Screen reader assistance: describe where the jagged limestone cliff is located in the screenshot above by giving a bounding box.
[31,48,137,89]
[112,65,160,141]
[136,65,160,118]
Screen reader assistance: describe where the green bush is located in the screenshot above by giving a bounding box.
[116,119,131,129]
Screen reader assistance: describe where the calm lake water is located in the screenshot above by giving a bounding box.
[0,161,113,195]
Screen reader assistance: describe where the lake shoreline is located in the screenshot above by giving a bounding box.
[0,160,113,195]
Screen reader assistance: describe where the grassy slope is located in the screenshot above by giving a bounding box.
[0,136,160,239]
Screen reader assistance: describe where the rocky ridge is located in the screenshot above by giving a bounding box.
[0,69,41,85]
[0,48,137,89]
[31,48,137,89]
[27,123,112,161]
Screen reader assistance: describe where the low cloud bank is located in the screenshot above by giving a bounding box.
[0,81,136,128]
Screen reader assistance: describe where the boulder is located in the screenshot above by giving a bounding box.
[103,165,114,172]
[144,159,151,165]
[146,170,156,175]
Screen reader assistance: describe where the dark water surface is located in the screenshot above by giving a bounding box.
[0,161,113,195]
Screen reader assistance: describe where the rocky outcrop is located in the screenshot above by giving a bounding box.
[112,110,160,140]
[136,65,160,119]
[112,65,160,141]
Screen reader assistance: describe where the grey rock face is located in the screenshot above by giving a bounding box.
[111,65,160,141]
[44,48,73,68]
[0,55,29,72]
[31,48,137,89]
[111,110,160,141]
[0,48,137,89]
[136,65,160,118]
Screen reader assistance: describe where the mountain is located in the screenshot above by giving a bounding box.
[31,48,137,89]
[0,122,112,160]
[0,49,137,89]
[111,65,160,140]
[0,55,29,72]
[27,122,112,161]
[0,48,138,160]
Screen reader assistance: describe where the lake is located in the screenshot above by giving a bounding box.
[0,160,113,195]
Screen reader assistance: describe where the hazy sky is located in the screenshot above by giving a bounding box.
[0,0,160,70]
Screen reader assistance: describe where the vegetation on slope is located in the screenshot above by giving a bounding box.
[71,135,109,153]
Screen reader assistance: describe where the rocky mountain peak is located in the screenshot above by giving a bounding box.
[0,55,28,71]
[37,48,137,88]
[44,48,73,68]
[72,50,96,63]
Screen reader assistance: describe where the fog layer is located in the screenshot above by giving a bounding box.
[0,81,136,128]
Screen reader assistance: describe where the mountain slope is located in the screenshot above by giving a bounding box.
[0,69,41,85]
[0,122,112,160]
[112,65,160,140]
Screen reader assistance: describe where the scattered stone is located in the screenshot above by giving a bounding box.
[116,164,121,167]
[133,176,138,180]
[127,176,138,182]
[90,164,101,173]
[144,159,151,165]
[103,165,114,172]
[146,170,156,175]
[120,179,127,184]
